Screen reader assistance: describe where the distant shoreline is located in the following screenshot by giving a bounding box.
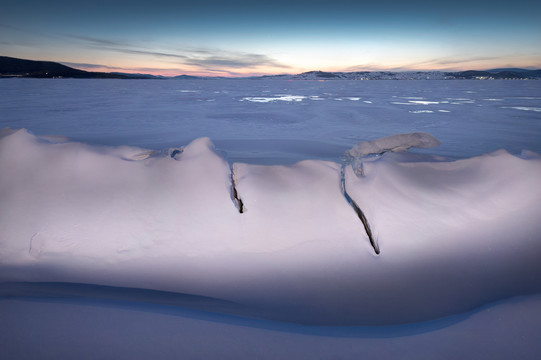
[2,56,540,80]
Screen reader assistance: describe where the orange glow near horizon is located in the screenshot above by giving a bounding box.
[2,0,540,79]
[72,61,541,77]
[81,49,541,77]
[70,63,302,77]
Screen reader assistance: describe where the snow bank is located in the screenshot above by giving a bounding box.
[1,128,541,325]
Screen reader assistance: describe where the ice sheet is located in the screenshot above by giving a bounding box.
[1,79,540,163]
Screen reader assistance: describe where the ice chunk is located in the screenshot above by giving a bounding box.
[241,95,306,103]
[345,132,441,159]
[503,106,541,112]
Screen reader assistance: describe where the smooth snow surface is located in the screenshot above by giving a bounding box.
[2,294,541,360]
[1,128,540,327]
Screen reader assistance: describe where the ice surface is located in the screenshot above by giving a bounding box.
[241,95,307,102]
[503,106,541,112]
[408,100,439,105]
[1,79,540,163]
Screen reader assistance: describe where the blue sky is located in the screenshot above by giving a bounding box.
[1,0,540,76]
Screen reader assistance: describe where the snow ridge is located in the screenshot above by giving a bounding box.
[345,132,441,159]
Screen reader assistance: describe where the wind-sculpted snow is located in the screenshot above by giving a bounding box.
[345,132,441,159]
[1,128,541,326]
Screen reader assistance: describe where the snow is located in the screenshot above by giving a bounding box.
[407,100,439,105]
[2,294,541,360]
[345,150,541,323]
[241,95,306,102]
[1,128,540,326]
[504,106,541,112]
[345,132,441,159]
[1,79,541,358]
[2,79,540,162]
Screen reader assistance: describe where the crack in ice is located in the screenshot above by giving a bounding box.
[340,165,380,255]
[230,165,245,214]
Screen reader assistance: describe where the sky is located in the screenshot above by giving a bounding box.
[1,0,540,76]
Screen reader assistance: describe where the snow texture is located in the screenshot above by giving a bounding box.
[1,128,540,327]
[345,132,441,159]
[2,79,541,163]
[2,294,541,360]
[1,79,541,358]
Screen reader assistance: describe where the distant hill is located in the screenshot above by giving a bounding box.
[448,69,541,79]
[486,68,535,73]
[264,69,541,80]
[1,56,540,80]
[172,74,205,80]
[110,72,166,79]
[0,56,147,79]
[262,70,450,80]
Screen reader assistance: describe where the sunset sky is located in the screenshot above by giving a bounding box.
[1,0,540,76]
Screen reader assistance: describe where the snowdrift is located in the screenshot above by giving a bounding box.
[1,128,541,325]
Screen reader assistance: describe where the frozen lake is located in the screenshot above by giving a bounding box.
[1,78,540,163]
[1,79,541,359]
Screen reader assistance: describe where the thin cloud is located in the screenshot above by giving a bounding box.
[195,68,254,77]
[0,23,50,46]
[63,34,290,72]
[63,34,189,60]
[64,34,123,47]
[61,61,231,76]
[1,23,65,41]
[421,56,499,67]
[62,62,175,73]
[61,62,112,69]
[0,23,24,31]
[116,48,189,60]
[345,56,504,72]
[184,53,290,69]
[343,63,390,72]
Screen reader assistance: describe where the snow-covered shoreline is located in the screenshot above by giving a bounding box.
[2,128,540,327]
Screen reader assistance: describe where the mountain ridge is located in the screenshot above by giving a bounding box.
[1,56,540,80]
[0,56,150,79]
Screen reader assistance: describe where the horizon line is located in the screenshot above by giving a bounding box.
[2,55,540,78]
[64,64,541,78]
